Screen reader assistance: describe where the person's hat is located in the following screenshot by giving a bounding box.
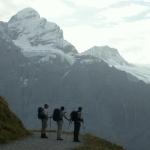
[78,107,82,111]
[44,104,49,108]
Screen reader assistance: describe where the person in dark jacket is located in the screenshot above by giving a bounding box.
[73,107,83,142]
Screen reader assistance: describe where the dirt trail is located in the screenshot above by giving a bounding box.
[0,132,82,150]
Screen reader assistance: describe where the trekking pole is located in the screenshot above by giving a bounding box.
[82,121,86,130]
[49,116,52,129]
[68,120,72,129]
[82,122,86,135]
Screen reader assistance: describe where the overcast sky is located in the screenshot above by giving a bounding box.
[0,0,150,64]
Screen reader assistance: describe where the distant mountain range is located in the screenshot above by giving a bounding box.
[1,7,150,83]
[0,8,150,150]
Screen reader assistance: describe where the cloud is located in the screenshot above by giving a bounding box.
[63,18,150,64]
[60,1,150,64]
[0,0,32,21]
[145,12,150,17]
[0,0,75,21]
[30,0,75,19]
[57,1,150,28]
[97,3,149,24]
[63,0,122,9]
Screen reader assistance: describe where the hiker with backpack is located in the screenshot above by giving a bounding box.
[38,104,49,138]
[53,106,69,140]
[70,107,84,142]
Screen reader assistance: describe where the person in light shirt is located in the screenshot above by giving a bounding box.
[56,106,69,140]
[41,104,49,138]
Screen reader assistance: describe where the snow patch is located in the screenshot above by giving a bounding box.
[116,65,150,83]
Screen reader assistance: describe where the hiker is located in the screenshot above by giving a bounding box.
[70,107,84,142]
[38,104,49,138]
[53,106,69,140]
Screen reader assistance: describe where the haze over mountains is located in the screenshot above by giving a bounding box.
[0,8,150,150]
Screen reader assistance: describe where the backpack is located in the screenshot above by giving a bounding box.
[38,107,45,119]
[70,111,78,122]
[52,108,61,121]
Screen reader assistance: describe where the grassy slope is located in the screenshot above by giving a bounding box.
[75,134,126,150]
[0,96,29,143]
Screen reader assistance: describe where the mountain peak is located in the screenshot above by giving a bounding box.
[82,45,129,66]
[17,7,39,15]
[6,7,77,60]
[90,45,118,54]
[9,7,40,23]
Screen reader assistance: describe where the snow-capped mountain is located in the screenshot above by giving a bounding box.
[81,46,129,66]
[6,8,77,64]
[1,7,150,83]
[82,46,150,83]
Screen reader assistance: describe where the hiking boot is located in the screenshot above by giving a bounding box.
[73,140,80,142]
[41,134,48,138]
[41,136,48,138]
[43,134,48,138]
[57,138,64,140]
[41,133,44,138]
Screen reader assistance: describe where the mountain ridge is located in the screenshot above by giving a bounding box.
[0,7,150,84]
[81,45,150,83]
